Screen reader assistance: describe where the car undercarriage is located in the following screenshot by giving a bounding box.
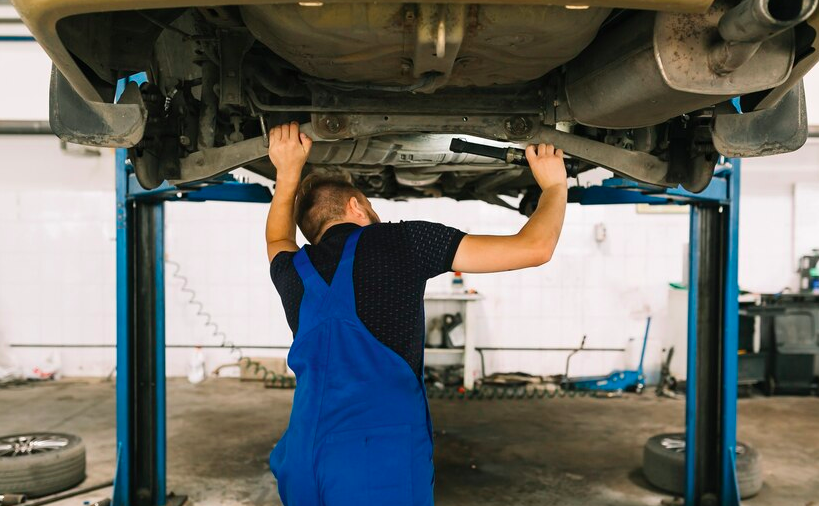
[15,0,818,213]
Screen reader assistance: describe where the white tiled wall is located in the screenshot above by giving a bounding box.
[0,40,51,121]
[0,136,117,377]
[162,199,292,377]
[0,149,688,379]
[3,139,819,379]
[2,42,819,380]
[0,189,117,377]
[793,183,819,287]
[738,143,819,293]
[371,187,686,380]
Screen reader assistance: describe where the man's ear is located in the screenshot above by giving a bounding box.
[348,196,366,219]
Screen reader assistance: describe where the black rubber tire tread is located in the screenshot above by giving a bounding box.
[643,433,685,494]
[0,433,86,497]
[735,443,763,498]
[642,432,762,499]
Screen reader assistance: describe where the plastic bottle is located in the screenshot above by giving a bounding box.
[187,347,206,384]
[426,318,444,348]
[451,271,464,293]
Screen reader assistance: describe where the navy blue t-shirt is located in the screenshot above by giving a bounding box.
[271,221,465,377]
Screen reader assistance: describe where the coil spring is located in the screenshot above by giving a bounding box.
[166,260,295,387]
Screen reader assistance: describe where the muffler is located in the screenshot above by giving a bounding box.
[711,0,818,74]
[565,0,814,129]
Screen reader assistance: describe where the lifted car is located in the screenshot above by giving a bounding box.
[12,0,818,213]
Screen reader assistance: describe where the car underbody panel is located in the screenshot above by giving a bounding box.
[14,0,819,211]
[241,3,611,92]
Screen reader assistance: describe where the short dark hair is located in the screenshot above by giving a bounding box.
[294,173,365,244]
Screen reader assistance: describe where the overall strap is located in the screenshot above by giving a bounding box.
[329,228,363,304]
[293,248,329,297]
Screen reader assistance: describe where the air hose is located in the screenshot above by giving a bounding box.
[166,260,295,387]
[166,260,601,399]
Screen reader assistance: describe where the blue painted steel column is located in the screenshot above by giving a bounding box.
[685,205,701,506]
[114,147,131,506]
[721,160,741,506]
[154,203,167,505]
[114,72,167,506]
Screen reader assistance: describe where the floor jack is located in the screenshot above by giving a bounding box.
[562,317,651,394]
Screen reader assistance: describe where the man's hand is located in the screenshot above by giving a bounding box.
[451,142,568,273]
[525,143,567,191]
[268,121,313,184]
[265,122,313,263]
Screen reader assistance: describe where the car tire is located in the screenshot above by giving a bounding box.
[0,433,86,497]
[643,433,762,499]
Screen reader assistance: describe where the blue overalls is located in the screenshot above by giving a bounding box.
[270,229,435,506]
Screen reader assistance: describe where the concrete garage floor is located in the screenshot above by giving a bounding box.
[2,379,818,506]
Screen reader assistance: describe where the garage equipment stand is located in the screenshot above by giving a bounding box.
[114,103,741,506]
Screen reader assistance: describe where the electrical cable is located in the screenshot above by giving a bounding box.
[166,259,295,388]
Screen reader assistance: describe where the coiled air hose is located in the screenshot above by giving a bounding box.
[166,259,296,388]
[167,260,600,399]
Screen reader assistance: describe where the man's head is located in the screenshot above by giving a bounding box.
[294,173,380,244]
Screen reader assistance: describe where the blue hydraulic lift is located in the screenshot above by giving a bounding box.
[1,26,741,506]
[569,162,742,506]
[113,117,742,505]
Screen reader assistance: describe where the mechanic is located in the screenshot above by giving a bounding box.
[265,121,568,506]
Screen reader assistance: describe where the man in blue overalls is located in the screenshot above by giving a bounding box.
[264,122,568,506]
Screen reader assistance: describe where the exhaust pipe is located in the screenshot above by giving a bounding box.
[711,0,818,74]
[565,0,811,129]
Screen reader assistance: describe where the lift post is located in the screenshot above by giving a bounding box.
[115,150,167,506]
[114,148,741,506]
[569,162,742,505]
[686,161,741,506]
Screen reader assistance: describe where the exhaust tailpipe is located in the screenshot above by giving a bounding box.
[720,0,817,42]
[711,0,818,74]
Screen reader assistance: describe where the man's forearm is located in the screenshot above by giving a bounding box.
[516,184,568,261]
[266,178,300,245]
[451,143,567,273]
[451,184,567,273]
[265,122,313,261]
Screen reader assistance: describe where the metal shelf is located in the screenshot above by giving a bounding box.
[424,292,484,301]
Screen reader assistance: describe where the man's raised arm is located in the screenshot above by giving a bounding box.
[451,143,568,273]
[265,122,313,263]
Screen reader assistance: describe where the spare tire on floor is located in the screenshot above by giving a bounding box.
[0,433,86,497]
[643,432,762,499]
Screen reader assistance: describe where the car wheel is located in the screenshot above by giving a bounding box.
[0,433,86,497]
[642,433,762,499]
